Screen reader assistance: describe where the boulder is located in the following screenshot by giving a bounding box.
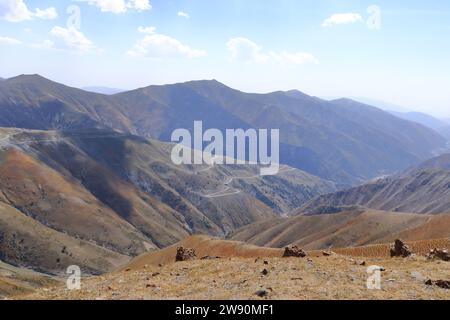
[426,248,449,262]
[175,247,197,262]
[283,245,307,258]
[425,279,450,289]
[390,239,413,258]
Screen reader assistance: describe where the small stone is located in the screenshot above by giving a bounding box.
[261,269,269,276]
[255,289,269,298]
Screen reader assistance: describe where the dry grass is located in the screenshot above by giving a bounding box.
[0,261,60,298]
[331,238,450,258]
[21,255,449,300]
[17,236,450,300]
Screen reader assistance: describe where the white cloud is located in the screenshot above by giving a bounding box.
[127,26,206,59]
[322,13,363,27]
[34,7,58,20]
[129,0,151,11]
[0,36,22,45]
[137,26,156,34]
[226,37,268,63]
[177,11,189,18]
[77,0,151,14]
[227,37,318,65]
[49,26,96,53]
[0,0,57,22]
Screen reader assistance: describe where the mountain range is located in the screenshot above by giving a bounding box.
[0,128,335,274]
[0,75,446,185]
[1,74,450,276]
[298,153,450,215]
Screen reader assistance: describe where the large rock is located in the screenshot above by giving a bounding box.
[390,239,413,258]
[426,248,449,262]
[283,245,307,258]
[425,279,450,289]
[175,247,197,262]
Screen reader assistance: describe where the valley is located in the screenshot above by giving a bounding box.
[0,75,449,301]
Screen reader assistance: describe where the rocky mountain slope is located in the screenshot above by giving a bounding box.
[0,75,446,185]
[298,153,450,215]
[0,128,334,274]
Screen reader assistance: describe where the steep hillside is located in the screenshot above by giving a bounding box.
[389,111,447,131]
[299,154,450,215]
[0,260,59,298]
[438,126,450,140]
[0,128,332,274]
[230,209,450,249]
[0,75,446,184]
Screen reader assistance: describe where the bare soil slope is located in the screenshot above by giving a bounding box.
[0,260,59,298]
[230,209,450,249]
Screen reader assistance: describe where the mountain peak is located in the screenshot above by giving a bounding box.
[6,74,53,84]
[182,79,229,88]
[284,89,309,99]
[330,97,358,104]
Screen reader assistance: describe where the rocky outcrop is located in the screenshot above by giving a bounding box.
[426,248,449,261]
[283,245,307,258]
[175,247,197,262]
[425,279,450,289]
[390,239,413,258]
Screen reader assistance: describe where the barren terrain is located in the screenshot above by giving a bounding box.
[15,236,450,300]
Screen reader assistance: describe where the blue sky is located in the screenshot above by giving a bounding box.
[1,0,450,117]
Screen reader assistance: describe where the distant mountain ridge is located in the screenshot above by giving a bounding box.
[297,153,450,215]
[389,111,448,131]
[0,74,447,185]
[437,125,450,140]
